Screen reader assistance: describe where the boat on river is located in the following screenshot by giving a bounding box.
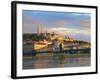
[32,41,52,50]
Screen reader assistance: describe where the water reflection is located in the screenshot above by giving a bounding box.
[23,52,90,69]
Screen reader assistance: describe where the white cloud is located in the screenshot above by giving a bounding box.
[50,27,90,35]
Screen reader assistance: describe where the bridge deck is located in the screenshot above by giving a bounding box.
[23,48,90,56]
[35,48,90,53]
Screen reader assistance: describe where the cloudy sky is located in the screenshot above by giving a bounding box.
[22,10,91,42]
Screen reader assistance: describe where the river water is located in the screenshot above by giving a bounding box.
[23,44,91,69]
